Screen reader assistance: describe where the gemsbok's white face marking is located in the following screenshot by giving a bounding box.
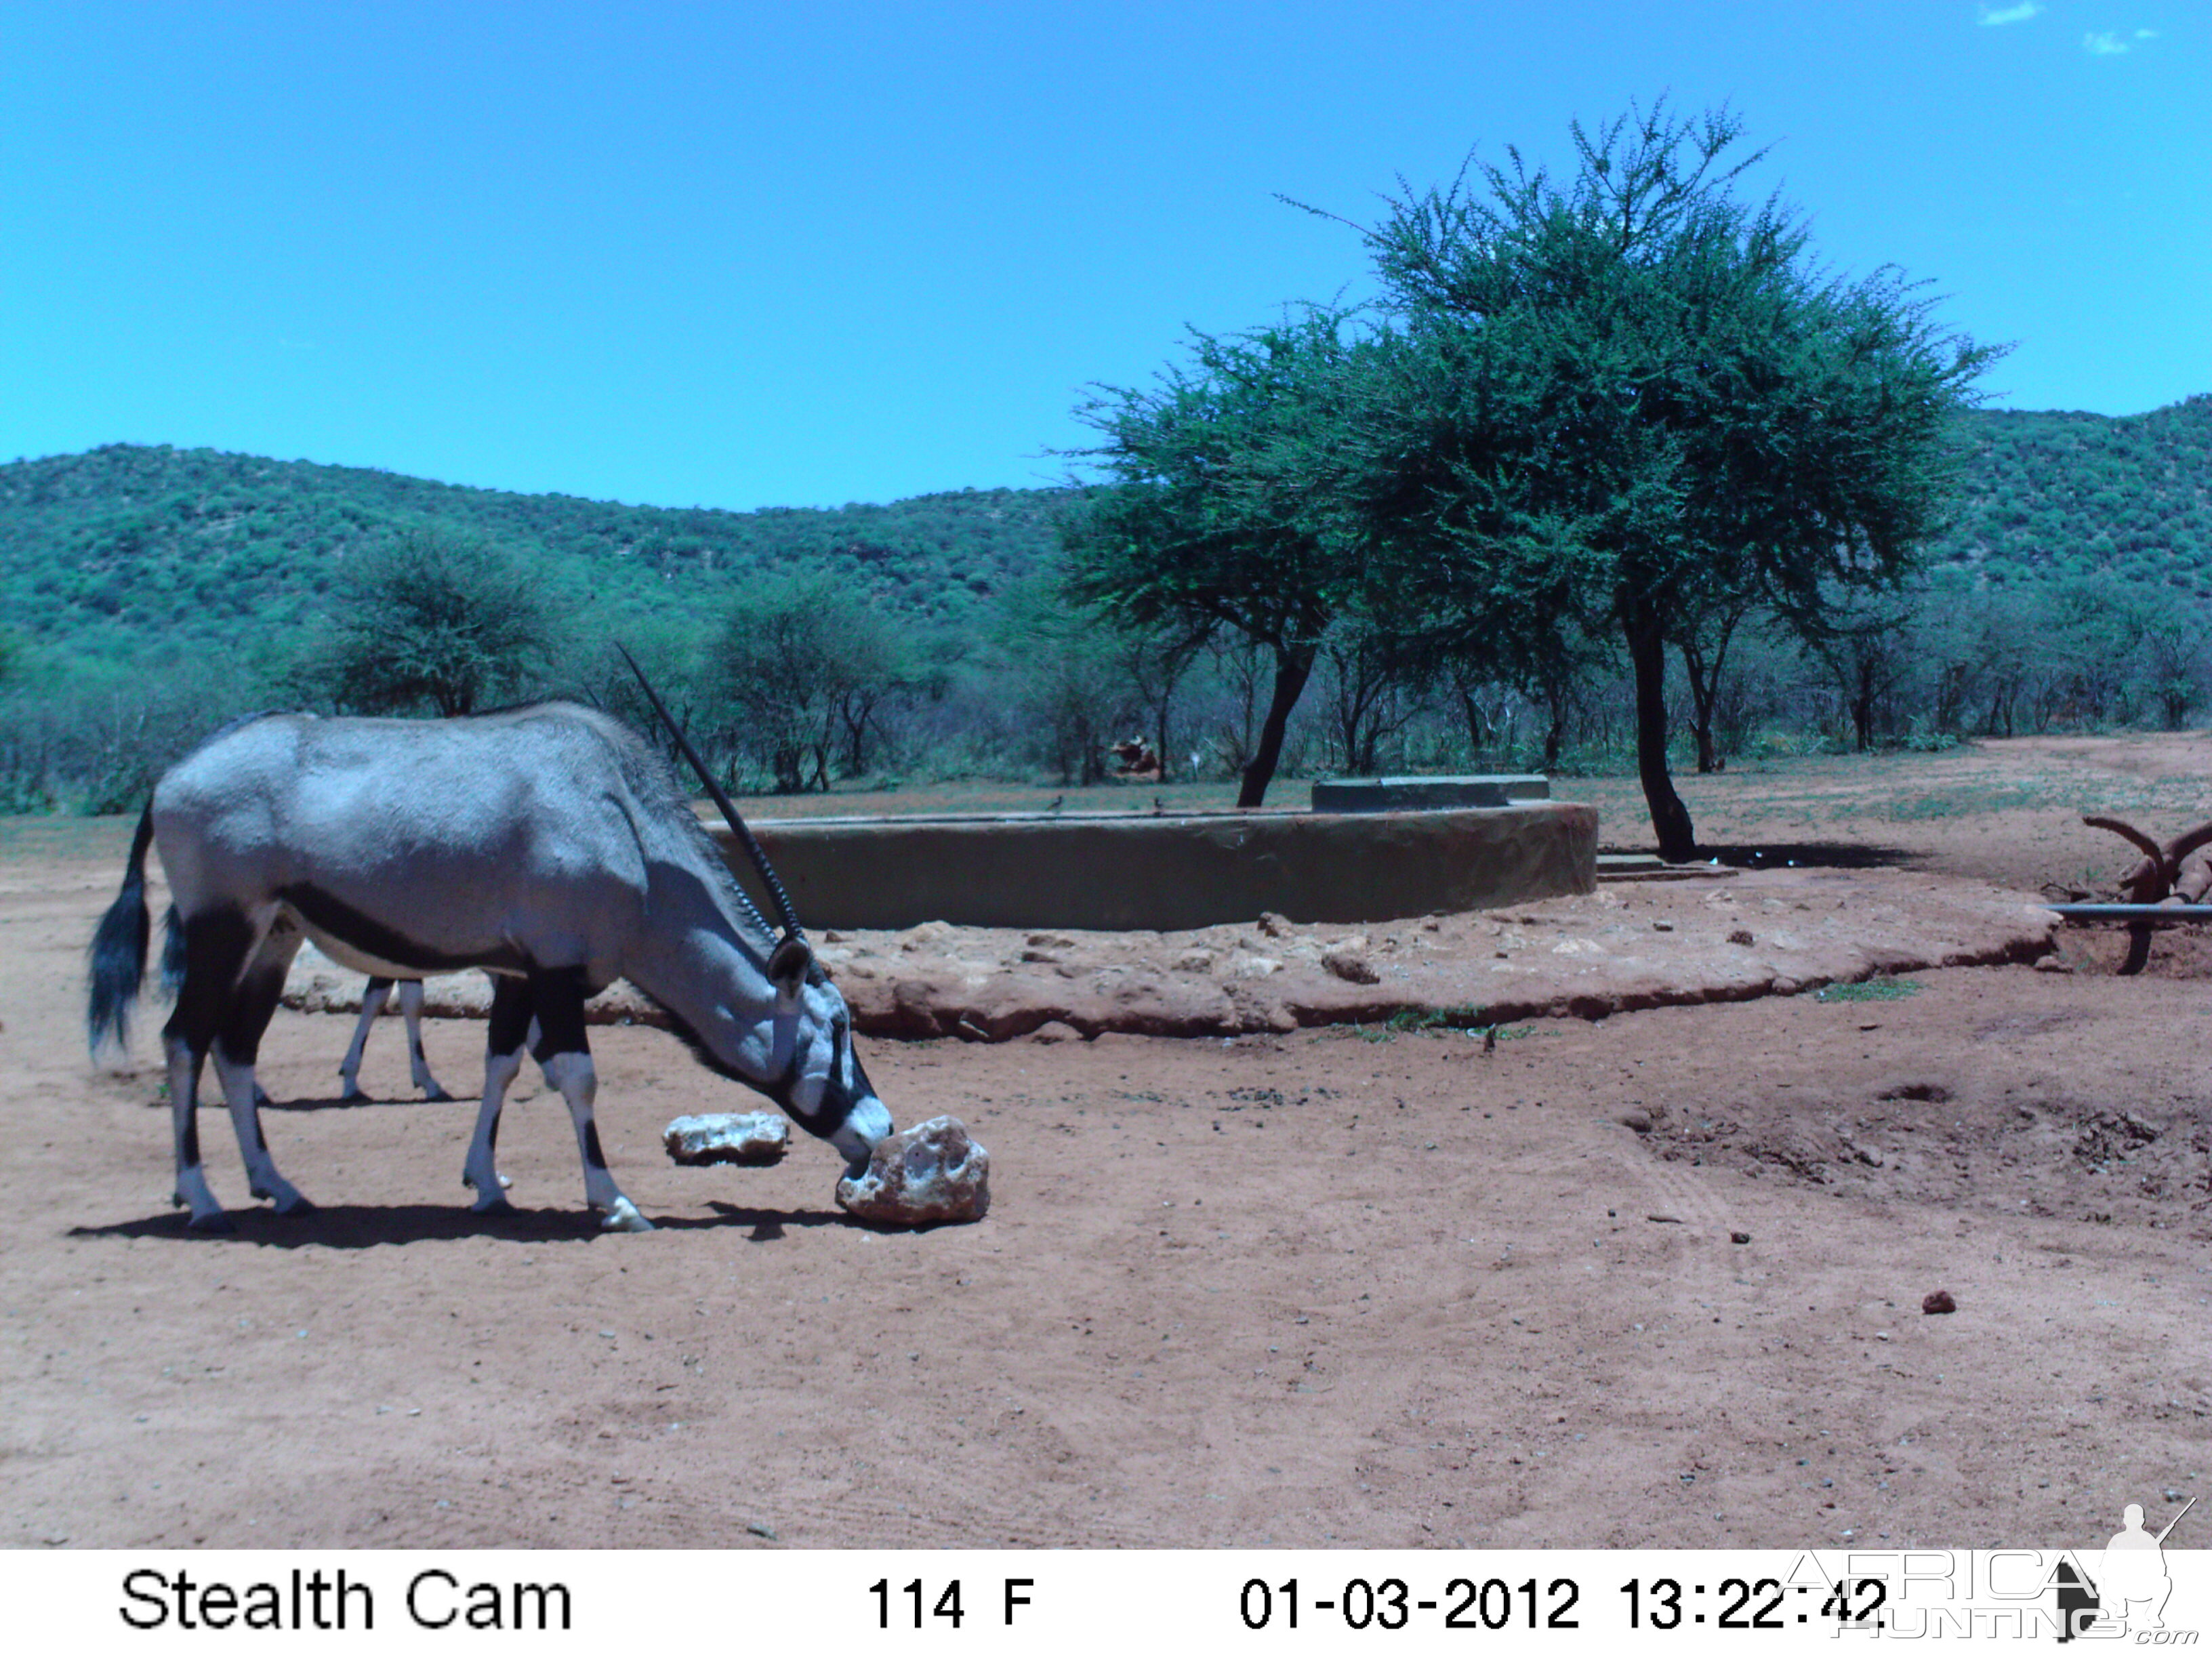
[85,703,893,1233]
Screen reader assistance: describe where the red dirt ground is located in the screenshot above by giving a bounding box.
[3,737,2207,1551]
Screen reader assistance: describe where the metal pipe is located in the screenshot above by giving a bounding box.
[2045,903,2212,920]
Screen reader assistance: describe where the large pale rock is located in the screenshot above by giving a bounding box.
[836,1116,990,1226]
[663,1112,790,1166]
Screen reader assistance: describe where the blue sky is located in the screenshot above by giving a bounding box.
[2,2,2204,512]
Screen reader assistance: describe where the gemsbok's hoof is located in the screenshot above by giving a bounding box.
[423,1084,455,1103]
[273,1193,316,1216]
[339,1086,369,1105]
[186,1210,237,1235]
[599,1197,655,1233]
[470,1195,516,1216]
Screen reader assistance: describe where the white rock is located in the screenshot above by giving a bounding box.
[836,1116,991,1226]
[663,1112,790,1166]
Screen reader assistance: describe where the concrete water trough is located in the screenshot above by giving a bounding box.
[711,783,1595,933]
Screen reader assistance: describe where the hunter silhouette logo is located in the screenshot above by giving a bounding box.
[2060,1495,2196,1641]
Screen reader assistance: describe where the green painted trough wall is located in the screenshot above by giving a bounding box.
[711,801,1597,932]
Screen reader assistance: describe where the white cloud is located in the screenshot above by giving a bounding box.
[1978,3,2043,24]
[2082,26,2160,54]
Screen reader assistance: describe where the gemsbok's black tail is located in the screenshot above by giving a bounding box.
[87,804,156,1054]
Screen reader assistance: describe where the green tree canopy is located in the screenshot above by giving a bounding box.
[711,567,913,793]
[308,531,554,717]
[1338,101,2001,856]
[1059,310,1372,806]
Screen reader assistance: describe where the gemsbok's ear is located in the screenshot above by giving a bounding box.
[767,934,814,991]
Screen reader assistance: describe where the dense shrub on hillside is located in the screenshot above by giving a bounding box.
[0,444,1066,668]
[1933,395,2212,592]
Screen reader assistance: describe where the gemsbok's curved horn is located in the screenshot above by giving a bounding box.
[616,643,808,953]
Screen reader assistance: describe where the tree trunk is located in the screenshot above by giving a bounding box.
[1851,658,1876,752]
[1683,650,1720,773]
[839,689,878,776]
[1679,637,1720,774]
[1456,684,1487,758]
[1625,609,1696,861]
[1237,645,1316,808]
[772,743,804,794]
[1079,712,1107,785]
[1679,606,1744,775]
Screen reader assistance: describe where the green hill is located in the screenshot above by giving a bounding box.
[3,392,2209,677]
[0,443,1069,671]
[1934,393,2212,594]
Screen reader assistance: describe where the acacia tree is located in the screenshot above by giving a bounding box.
[1061,310,1369,806]
[712,569,911,793]
[315,531,553,716]
[1803,584,1917,751]
[1676,591,1757,773]
[1337,101,1999,857]
[2136,598,2212,731]
[1315,614,1429,776]
[1115,623,1208,784]
[992,575,1138,787]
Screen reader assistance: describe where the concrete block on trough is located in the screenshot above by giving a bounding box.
[1310,775,1549,812]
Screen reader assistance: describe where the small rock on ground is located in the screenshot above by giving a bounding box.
[1321,944,1380,985]
[664,1112,790,1166]
[837,1116,991,1226]
[1923,1289,1958,1315]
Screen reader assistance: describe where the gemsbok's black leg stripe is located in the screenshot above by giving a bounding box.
[164,907,255,1052]
[486,974,533,1056]
[218,962,287,1067]
[527,966,592,1062]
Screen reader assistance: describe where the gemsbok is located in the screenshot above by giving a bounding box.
[337,977,453,1104]
[87,690,890,1232]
